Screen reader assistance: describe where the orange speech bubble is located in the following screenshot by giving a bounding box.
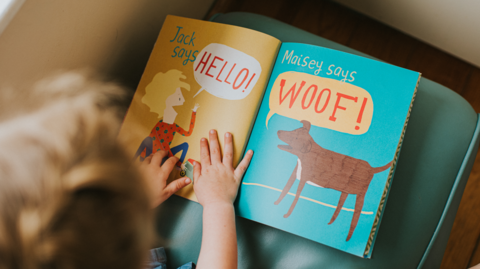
[266,72,373,135]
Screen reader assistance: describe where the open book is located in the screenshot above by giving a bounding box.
[118,15,421,258]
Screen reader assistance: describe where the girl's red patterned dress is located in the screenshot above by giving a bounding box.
[140,111,196,159]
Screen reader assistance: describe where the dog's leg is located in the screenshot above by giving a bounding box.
[328,192,348,225]
[284,179,306,218]
[346,193,365,241]
[274,163,298,205]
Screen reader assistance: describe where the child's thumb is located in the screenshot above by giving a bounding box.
[164,177,191,197]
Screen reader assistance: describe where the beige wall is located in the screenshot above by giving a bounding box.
[0,0,214,90]
[333,0,480,68]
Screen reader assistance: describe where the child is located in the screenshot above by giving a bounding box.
[134,70,200,167]
[0,72,252,269]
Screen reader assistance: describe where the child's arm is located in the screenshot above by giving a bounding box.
[193,130,253,269]
[140,151,191,207]
[175,104,199,137]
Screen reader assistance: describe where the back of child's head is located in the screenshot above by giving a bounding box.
[0,72,153,269]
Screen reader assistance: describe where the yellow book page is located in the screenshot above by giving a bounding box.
[118,15,281,201]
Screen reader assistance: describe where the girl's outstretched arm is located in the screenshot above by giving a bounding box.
[193,130,253,269]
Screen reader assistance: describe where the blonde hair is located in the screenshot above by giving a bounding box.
[141,69,190,118]
[0,72,152,269]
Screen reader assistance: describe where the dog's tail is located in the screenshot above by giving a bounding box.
[371,161,393,174]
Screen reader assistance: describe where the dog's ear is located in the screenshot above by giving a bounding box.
[301,120,311,132]
[300,140,312,153]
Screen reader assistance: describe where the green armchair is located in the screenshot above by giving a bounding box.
[154,12,480,269]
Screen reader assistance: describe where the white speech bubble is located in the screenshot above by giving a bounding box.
[193,43,262,100]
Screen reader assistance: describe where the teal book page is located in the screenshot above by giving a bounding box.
[236,42,420,257]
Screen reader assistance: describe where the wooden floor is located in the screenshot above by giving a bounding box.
[206,0,480,268]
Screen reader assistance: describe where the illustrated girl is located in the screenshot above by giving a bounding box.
[134,69,199,167]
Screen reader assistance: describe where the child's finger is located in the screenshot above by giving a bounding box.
[163,177,191,198]
[139,155,153,169]
[223,132,233,168]
[209,129,222,165]
[161,156,179,173]
[200,137,211,166]
[151,150,168,166]
[234,150,253,181]
[193,161,201,182]
[143,154,154,165]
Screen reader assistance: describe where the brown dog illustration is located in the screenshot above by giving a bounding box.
[274,120,392,241]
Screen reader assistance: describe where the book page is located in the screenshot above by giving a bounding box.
[119,15,281,201]
[238,42,420,257]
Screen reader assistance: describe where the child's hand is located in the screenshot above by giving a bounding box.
[140,150,191,208]
[193,130,253,208]
[193,103,200,112]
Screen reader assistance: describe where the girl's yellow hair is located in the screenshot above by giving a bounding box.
[142,69,190,118]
